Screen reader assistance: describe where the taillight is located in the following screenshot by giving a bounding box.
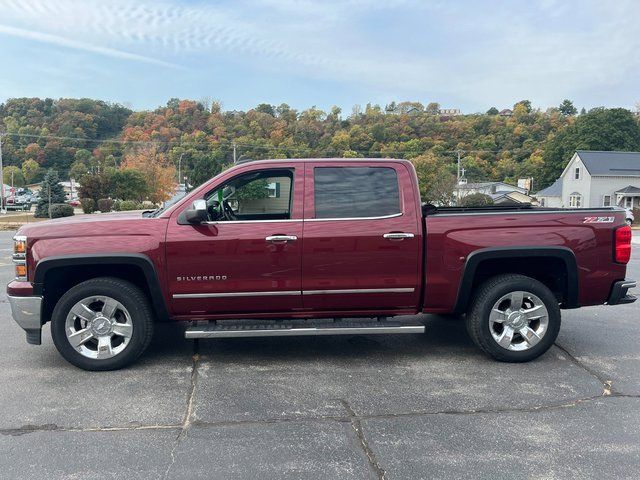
[614,225,632,264]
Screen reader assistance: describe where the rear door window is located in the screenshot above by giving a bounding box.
[314,167,401,219]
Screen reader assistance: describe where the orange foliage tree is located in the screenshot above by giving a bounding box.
[121,147,176,204]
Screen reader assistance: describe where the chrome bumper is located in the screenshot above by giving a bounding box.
[7,295,43,345]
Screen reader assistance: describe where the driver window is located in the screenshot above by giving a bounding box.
[206,169,293,222]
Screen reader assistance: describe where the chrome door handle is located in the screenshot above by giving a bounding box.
[266,235,298,243]
[383,232,415,240]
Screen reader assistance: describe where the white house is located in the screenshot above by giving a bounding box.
[455,181,537,205]
[534,178,562,207]
[541,150,640,209]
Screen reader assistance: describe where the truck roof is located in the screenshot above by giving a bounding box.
[235,157,409,165]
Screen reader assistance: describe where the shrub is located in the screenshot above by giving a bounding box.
[141,200,156,209]
[80,198,95,214]
[49,203,74,219]
[119,200,143,211]
[97,198,114,212]
[459,193,494,207]
[112,200,121,211]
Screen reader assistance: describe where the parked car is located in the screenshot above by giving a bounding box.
[7,159,636,370]
[626,208,635,225]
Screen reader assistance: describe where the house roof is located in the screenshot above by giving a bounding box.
[458,181,526,193]
[576,150,640,176]
[614,185,640,194]
[534,178,562,197]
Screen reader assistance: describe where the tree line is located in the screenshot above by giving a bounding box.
[1,97,639,205]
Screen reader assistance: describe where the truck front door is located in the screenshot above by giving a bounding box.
[166,165,304,317]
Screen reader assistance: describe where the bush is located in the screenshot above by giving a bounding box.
[459,193,494,207]
[80,198,95,214]
[112,200,121,211]
[49,204,74,219]
[97,198,114,212]
[119,200,143,211]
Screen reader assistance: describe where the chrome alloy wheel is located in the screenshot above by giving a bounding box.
[64,296,133,360]
[488,291,549,351]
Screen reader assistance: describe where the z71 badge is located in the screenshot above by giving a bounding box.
[583,216,615,224]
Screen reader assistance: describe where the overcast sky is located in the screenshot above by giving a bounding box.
[0,0,638,113]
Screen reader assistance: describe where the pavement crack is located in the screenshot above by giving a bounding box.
[161,340,201,480]
[340,399,386,480]
[554,342,615,395]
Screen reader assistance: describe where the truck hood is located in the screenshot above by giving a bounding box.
[17,211,166,240]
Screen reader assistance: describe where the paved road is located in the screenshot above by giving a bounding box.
[0,230,639,479]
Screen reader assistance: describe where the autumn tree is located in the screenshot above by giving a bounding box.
[22,159,42,184]
[121,147,176,204]
[3,166,25,186]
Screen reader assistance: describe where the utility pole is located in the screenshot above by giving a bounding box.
[456,149,463,182]
[0,132,5,214]
[456,149,464,205]
[232,142,237,164]
[177,153,184,187]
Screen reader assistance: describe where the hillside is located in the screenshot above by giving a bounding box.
[1,98,639,202]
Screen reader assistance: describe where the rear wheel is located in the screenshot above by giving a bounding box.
[51,277,154,371]
[466,274,560,362]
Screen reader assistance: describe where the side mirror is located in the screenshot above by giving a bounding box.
[185,199,208,224]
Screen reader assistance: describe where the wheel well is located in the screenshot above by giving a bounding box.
[454,250,578,313]
[470,257,568,303]
[41,264,158,324]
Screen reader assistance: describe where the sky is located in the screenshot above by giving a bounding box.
[0,0,639,114]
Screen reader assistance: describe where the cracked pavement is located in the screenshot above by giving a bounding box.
[1,230,639,479]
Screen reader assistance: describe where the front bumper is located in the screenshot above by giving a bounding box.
[7,295,43,345]
[607,280,637,305]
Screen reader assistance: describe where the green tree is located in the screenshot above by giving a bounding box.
[112,169,148,201]
[541,108,640,186]
[78,172,113,204]
[558,99,578,116]
[35,169,67,218]
[459,193,494,206]
[3,166,25,187]
[22,159,42,184]
[486,107,499,115]
[69,160,89,180]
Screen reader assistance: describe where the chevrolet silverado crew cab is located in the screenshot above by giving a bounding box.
[7,159,636,370]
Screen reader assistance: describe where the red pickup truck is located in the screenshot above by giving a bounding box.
[7,159,636,370]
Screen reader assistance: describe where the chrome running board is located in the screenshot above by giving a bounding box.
[185,318,425,339]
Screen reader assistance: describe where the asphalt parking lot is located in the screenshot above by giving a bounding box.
[0,230,639,479]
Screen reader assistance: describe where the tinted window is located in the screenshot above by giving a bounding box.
[314,167,400,219]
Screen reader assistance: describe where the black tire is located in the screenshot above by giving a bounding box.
[466,274,560,362]
[51,277,154,371]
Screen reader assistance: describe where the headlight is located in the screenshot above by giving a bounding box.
[13,235,27,281]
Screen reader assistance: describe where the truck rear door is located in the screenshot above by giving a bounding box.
[301,161,421,312]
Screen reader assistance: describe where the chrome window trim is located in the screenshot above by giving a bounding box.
[306,212,403,222]
[303,288,414,295]
[204,219,303,225]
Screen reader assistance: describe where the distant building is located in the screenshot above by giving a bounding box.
[499,109,513,117]
[533,178,562,207]
[455,181,537,205]
[539,150,640,209]
[439,108,461,116]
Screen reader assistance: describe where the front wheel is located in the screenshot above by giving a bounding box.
[51,277,154,371]
[466,274,560,362]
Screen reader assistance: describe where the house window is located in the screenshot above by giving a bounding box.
[603,195,611,207]
[574,167,580,180]
[624,197,633,208]
[569,192,582,208]
[540,198,545,207]
[267,182,280,198]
